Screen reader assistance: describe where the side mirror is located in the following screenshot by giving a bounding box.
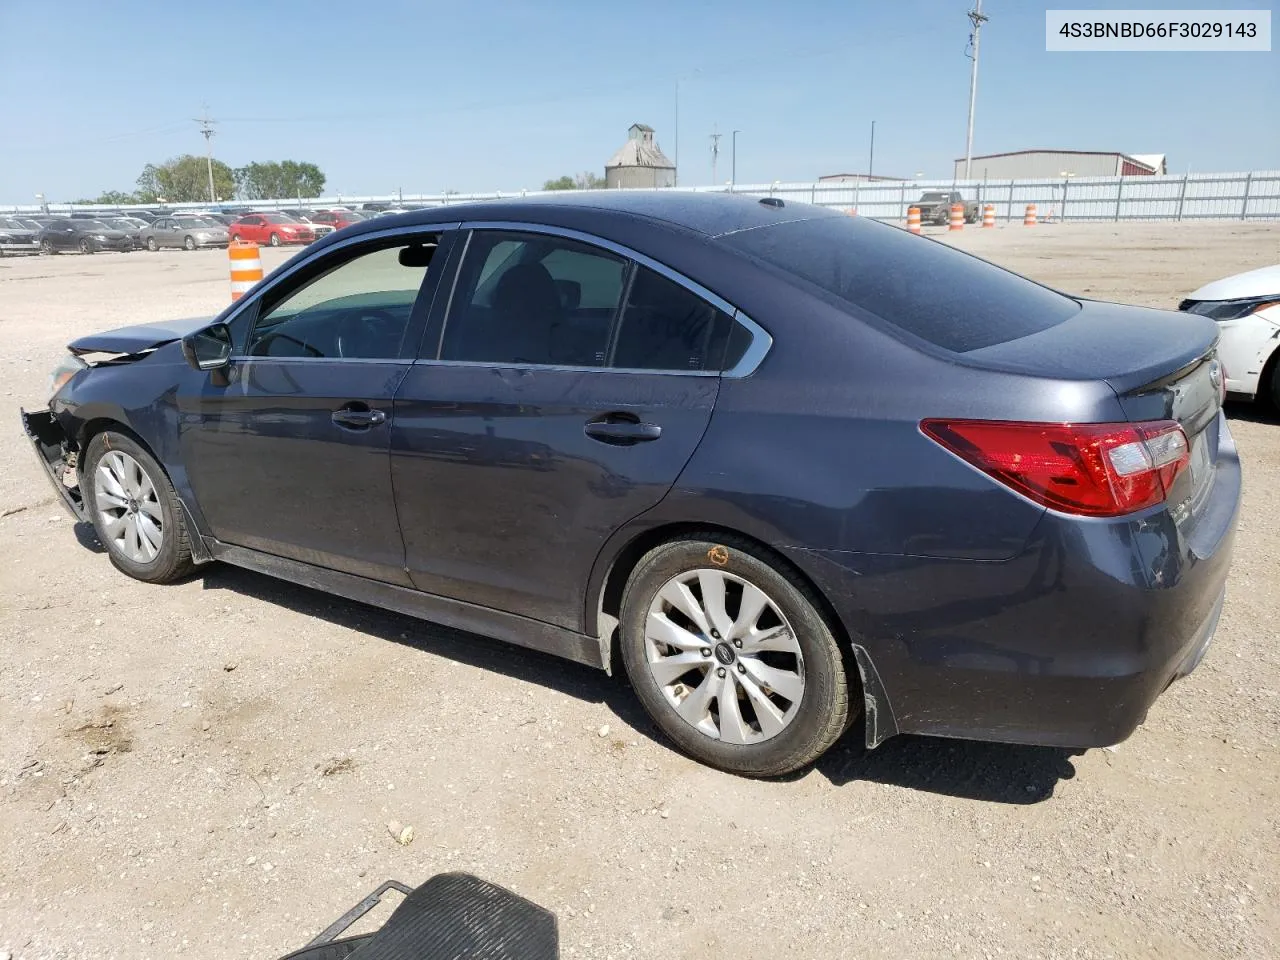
[182,322,233,371]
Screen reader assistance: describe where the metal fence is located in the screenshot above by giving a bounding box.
[700,171,1280,222]
[5,170,1279,223]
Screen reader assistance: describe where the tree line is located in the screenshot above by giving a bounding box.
[78,155,327,205]
[543,172,605,190]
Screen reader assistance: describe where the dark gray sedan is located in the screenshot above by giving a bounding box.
[0,217,41,256]
[141,215,230,251]
[20,193,1240,776]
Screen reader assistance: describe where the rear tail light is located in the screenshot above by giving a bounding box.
[920,419,1190,517]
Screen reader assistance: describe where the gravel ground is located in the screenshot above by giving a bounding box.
[1,221,1277,960]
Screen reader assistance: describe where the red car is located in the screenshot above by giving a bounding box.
[228,212,315,247]
[312,209,368,231]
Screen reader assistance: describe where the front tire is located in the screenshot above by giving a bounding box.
[619,536,851,777]
[184,235,196,251]
[268,232,281,247]
[82,431,195,584]
[78,238,93,254]
[40,238,56,255]
[147,237,159,251]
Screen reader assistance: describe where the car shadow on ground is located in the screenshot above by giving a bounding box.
[809,736,1081,803]
[73,521,106,554]
[1224,399,1278,424]
[197,564,1085,804]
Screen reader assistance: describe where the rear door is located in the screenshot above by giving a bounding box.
[390,225,742,629]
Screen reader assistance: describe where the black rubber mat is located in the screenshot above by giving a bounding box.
[278,935,373,960]
[342,873,558,959]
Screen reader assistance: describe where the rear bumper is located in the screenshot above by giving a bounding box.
[20,408,86,521]
[788,414,1242,749]
[0,241,40,255]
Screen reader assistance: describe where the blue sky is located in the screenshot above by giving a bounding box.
[0,0,1275,201]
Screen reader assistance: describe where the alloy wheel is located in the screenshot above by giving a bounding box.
[644,569,805,744]
[94,450,164,564]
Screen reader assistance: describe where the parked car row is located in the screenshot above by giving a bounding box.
[0,206,401,256]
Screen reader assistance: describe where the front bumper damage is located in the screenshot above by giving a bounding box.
[20,408,86,521]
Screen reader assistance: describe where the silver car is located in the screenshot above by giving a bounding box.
[0,217,41,256]
[141,215,230,251]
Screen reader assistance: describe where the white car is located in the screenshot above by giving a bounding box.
[1180,264,1280,405]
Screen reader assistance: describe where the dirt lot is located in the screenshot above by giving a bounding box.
[1,221,1278,960]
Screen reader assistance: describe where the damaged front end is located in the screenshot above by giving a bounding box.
[20,408,86,521]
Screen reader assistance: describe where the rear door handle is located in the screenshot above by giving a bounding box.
[331,406,387,430]
[584,417,662,445]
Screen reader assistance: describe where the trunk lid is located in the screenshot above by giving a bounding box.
[964,300,1223,524]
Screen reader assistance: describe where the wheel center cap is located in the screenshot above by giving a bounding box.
[126,498,138,514]
[713,642,736,666]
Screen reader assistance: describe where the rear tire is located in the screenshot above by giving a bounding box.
[1269,356,1280,412]
[619,535,852,777]
[269,232,281,247]
[82,431,196,584]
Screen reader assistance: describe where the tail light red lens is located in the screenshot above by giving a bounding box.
[920,419,1191,517]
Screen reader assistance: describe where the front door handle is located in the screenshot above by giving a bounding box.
[584,416,662,445]
[331,405,387,430]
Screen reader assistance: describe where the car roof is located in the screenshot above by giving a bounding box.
[331,191,841,244]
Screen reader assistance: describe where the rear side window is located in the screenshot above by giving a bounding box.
[441,231,626,367]
[612,266,737,372]
[719,215,1079,353]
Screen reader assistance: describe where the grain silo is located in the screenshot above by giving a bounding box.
[605,124,676,189]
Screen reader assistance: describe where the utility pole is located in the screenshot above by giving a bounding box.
[963,0,988,181]
[194,108,218,203]
[674,79,679,187]
[868,120,876,179]
[731,130,740,191]
[710,128,722,187]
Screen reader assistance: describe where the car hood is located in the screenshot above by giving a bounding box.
[68,315,215,355]
[91,229,128,239]
[1186,263,1280,301]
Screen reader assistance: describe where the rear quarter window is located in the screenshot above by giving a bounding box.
[719,216,1079,353]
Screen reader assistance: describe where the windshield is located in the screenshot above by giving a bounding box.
[0,219,25,229]
[719,214,1079,353]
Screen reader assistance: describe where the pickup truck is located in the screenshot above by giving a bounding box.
[912,191,980,225]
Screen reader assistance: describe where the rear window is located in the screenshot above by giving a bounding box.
[719,216,1079,352]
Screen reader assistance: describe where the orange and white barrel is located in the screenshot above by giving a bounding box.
[229,240,263,300]
[906,207,922,234]
[1024,203,1038,227]
[982,204,996,228]
[948,203,964,231]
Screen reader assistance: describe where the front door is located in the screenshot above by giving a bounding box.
[179,231,448,584]
[392,227,740,629]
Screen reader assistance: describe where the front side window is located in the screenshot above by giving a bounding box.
[441,231,625,367]
[246,238,438,360]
